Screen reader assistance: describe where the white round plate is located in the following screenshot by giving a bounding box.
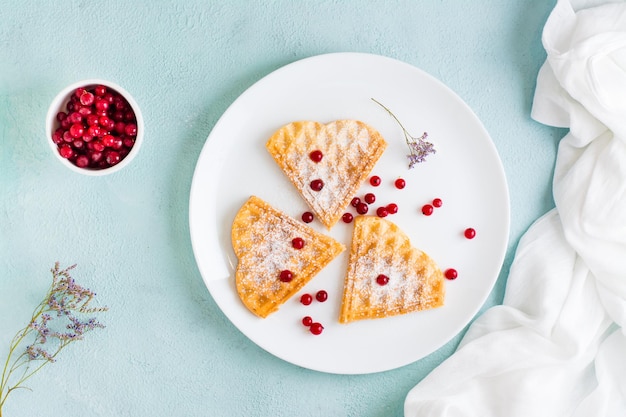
[189,52,510,374]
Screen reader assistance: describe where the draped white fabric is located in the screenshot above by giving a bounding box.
[404,0,626,415]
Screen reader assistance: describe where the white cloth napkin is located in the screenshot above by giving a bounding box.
[404,0,626,415]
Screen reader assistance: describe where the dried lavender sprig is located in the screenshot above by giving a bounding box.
[371,98,436,168]
[0,263,107,415]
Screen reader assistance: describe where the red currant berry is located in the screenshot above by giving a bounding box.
[309,150,323,163]
[77,106,92,116]
[114,121,127,135]
[386,203,398,214]
[279,270,293,282]
[302,316,313,326]
[356,202,369,215]
[370,175,381,186]
[445,268,458,280]
[315,290,328,302]
[95,98,109,112]
[124,123,137,137]
[69,123,84,139]
[364,193,376,204]
[89,151,103,164]
[376,274,389,285]
[376,207,388,217]
[75,155,89,168]
[102,134,116,148]
[94,85,107,97]
[310,179,324,191]
[68,111,82,124]
[59,144,73,159]
[310,322,324,335]
[302,212,314,223]
[106,151,121,165]
[395,178,406,189]
[91,140,105,152]
[422,204,434,216]
[86,114,100,126]
[300,293,313,305]
[464,228,476,239]
[342,213,354,223]
[51,131,63,144]
[292,237,305,249]
[351,197,361,207]
[87,125,102,138]
[433,198,443,208]
[80,91,95,106]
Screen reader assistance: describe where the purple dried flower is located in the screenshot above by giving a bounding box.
[1,263,107,413]
[372,98,436,168]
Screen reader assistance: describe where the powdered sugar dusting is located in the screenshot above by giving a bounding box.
[232,196,344,317]
[340,216,444,322]
[268,120,387,228]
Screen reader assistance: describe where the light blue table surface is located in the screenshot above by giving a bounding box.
[1,1,564,416]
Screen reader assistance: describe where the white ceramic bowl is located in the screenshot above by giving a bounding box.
[46,79,144,176]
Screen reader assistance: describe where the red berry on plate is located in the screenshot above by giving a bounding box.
[464,228,476,239]
[301,211,314,223]
[309,150,323,163]
[422,204,434,216]
[376,274,389,286]
[300,293,313,305]
[395,178,406,189]
[370,175,381,186]
[364,193,376,204]
[445,268,458,280]
[279,270,293,282]
[302,316,313,327]
[356,202,369,215]
[310,179,324,191]
[351,197,361,207]
[310,322,324,335]
[342,213,353,223]
[292,237,305,249]
[386,203,398,214]
[376,207,388,217]
[315,290,328,302]
[433,198,443,208]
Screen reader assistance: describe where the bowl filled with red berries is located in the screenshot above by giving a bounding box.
[46,79,144,175]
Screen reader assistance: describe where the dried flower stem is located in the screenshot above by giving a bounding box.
[0,263,107,415]
[371,98,435,168]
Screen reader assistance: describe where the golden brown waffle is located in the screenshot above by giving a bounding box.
[339,216,445,323]
[232,196,345,318]
[266,120,387,229]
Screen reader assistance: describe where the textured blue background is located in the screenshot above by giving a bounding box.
[0,1,563,416]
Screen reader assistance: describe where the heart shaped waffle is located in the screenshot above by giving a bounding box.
[339,216,445,323]
[232,196,345,318]
[266,120,387,229]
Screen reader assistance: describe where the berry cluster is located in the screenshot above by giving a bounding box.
[299,290,328,335]
[51,85,138,170]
